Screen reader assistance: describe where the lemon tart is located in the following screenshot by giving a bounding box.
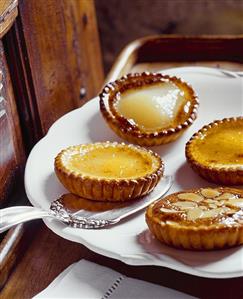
[186,117,243,185]
[146,187,243,250]
[55,142,164,202]
[100,72,198,146]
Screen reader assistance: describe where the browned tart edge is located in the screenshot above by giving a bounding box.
[54,142,164,202]
[185,117,243,185]
[100,72,199,146]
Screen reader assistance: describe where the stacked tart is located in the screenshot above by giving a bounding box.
[146,187,243,250]
[100,72,198,146]
[186,117,243,185]
[55,142,164,202]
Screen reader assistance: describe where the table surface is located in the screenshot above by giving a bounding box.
[1,220,242,299]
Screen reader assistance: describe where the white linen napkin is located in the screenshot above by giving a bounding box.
[34,259,197,299]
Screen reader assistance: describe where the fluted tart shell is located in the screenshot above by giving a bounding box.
[100,72,198,146]
[186,117,243,185]
[146,187,243,250]
[55,142,164,202]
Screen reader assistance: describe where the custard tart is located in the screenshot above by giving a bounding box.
[100,72,198,146]
[55,142,164,202]
[146,187,243,250]
[186,117,243,185]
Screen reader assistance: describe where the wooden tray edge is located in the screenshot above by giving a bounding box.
[106,34,243,82]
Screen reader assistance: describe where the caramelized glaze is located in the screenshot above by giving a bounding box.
[55,142,164,201]
[186,117,243,185]
[63,144,155,179]
[151,188,243,226]
[192,126,243,166]
[116,82,186,132]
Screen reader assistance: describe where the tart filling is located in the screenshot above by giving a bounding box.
[100,72,198,146]
[116,82,186,132]
[55,142,164,201]
[146,187,243,250]
[186,117,243,185]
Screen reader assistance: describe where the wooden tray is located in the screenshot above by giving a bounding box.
[106,35,243,82]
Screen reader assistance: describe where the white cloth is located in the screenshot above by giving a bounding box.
[34,259,197,299]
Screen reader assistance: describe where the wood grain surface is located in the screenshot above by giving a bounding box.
[0,0,18,38]
[0,40,25,290]
[0,41,25,206]
[17,0,103,136]
[0,0,103,291]
[4,0,104,151]
[106,35,243,82]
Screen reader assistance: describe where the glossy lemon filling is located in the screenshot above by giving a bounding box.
[193,127,243,166]
[116,82,187,132]
[63,146,155,179]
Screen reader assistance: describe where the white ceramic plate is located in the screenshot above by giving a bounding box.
[25,67,243,278]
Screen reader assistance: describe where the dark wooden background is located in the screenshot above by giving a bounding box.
[0,0,104,293]
[95,0,243,73]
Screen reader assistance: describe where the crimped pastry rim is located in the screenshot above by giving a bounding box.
[54,141,164,185]
[100,72,199,140]
[185,117,243,174]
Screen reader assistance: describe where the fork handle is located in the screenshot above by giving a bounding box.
[0,206,52,233]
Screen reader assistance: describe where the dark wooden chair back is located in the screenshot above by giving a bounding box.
[0,0,104,288]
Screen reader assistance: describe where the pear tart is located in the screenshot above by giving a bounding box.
[146,187,243,250]
[186,117,243,185]
[55,142,164,202]
[100,72,198,146]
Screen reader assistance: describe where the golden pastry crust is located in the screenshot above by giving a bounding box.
[100,72,198,146]
[146,187,243,250]
[186,117,243,185]
[55,142,164,202]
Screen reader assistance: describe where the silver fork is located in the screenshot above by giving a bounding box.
[0,175,173,233]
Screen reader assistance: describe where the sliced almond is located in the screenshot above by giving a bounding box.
[201,208,224,218]
[226,198,243,208]
[187,207,204,221]
[215,201,225,207]
[209,203,218,209]
[160,207,180,214]
[177,193,203,202]
[222,206,238,215]
[173,201,197,210]
[216,193,236,200]
[199,206,208,210]
[204,198,216,204]
[200,188,221,198]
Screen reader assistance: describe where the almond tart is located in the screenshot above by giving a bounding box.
[186,117,243,185]
[55,142,164,202]
[146,187,243,250]
[100,72,198,146]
